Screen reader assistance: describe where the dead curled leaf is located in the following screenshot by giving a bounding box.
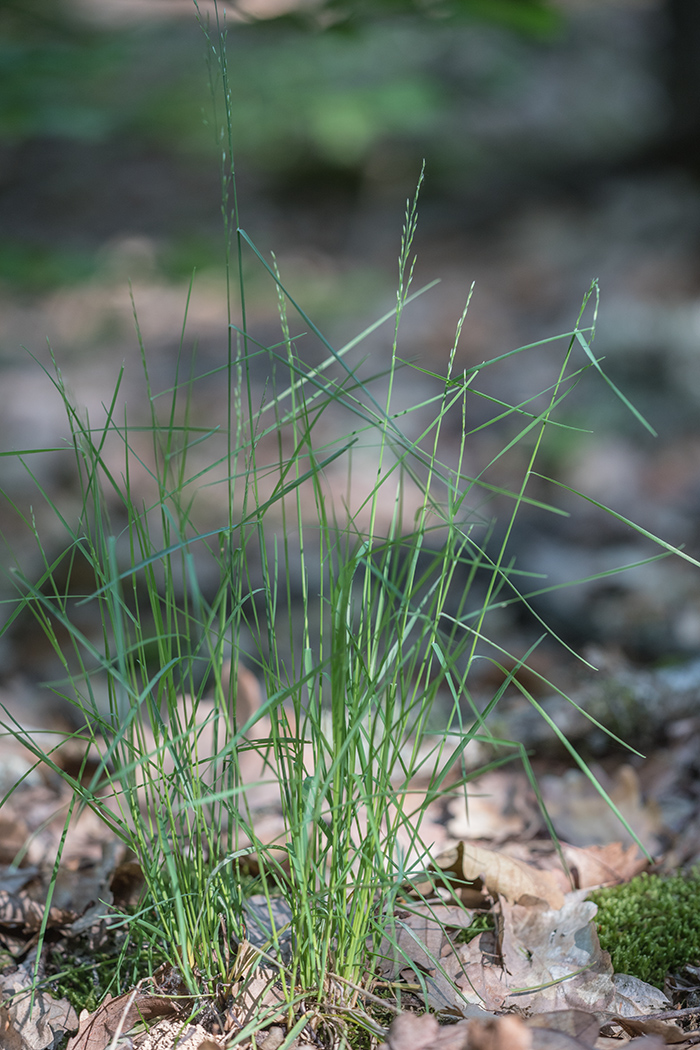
[612,973,670,1017]
[560,842,648,890]
[225,964,288,1032]
[384,884,670,1021]
[445,890,615,1014]
[467,1015,534,1049]
[65,991,179,1050]
[414,842,564,910]
[540,766,664,854]
[378,1012,461,1050]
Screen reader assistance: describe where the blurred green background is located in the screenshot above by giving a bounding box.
[4,0,700,671]
[0,0,688,291]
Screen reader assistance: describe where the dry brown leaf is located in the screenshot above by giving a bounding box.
[612,974,670,1017]
[136,1020,225,1050]
[467,1015,533,1050]
[387,897,597,1014]
[377,900,487,1009]
[109,859,146,910]
[0,890,76,931]
[540,766,664,854]
[561,843,649,889]
[225,958,287,1033]
[0,865,38,895]
[396,909,449,971]
[527,1010,600,1046]
[486,893,612,1012]
[65,991,179,1050]
[0,967,78,1050]
[377,903,477,978]
[256,1026,286,1050]
[614,1016,688,1043]
[528,1028,596,1048]
[422,842,564,909]
[0,816,31,866]
[0,1003,23,1050]
[380,1012,468,1050]
[446,773,538,843]
[397,890,615,1015]
[462,844,565,908]
[380,1012,439,1050]
[408,902,483,931]
[525,1010,604,1047]
[381,1013,541,1050]
[596,1035,678,1049]
[383,875,670,1021]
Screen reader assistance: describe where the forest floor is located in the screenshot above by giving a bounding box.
[4,26,700,1037]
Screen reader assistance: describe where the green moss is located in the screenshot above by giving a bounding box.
[590,870,700,989]
[47,932,166,1015]
[49,954,104,1016]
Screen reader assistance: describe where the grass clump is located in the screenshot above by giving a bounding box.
[2,1,699,1037]
[591,871,700,989]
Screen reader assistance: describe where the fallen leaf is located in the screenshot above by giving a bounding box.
[390,887,669,1018]
[446,773,537,842]
[467,1015,533,1050]
[257,1026,286,1049]
[527,1033,593,1049]
[0,866,39,895]
[380,1013,541,1050]
[225,947,288,1033]
[561,842,649,889]
[454,890,614,1013]
[419,842,564,909]
[612,974,671,1017]
[526,1009,599,1046]
[136,1020,225,1050]
[0,967,78,1050]
[379,1012,467,1050]
[614,1016,687,1043]
[377,902,479,978]
[0,1003,23,1050]
[65,991,179,1050]
[0,817,31,866]
[540,766,663,854]
[0,891,75,931]
[109,859,145,910]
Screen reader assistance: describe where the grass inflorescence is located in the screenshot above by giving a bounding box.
[1,0,698,1036]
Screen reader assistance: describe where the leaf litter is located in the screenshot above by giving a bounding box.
[3,666,700,1048]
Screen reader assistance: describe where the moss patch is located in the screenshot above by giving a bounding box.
[46,931,166,1015]
[590,870,700,988]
